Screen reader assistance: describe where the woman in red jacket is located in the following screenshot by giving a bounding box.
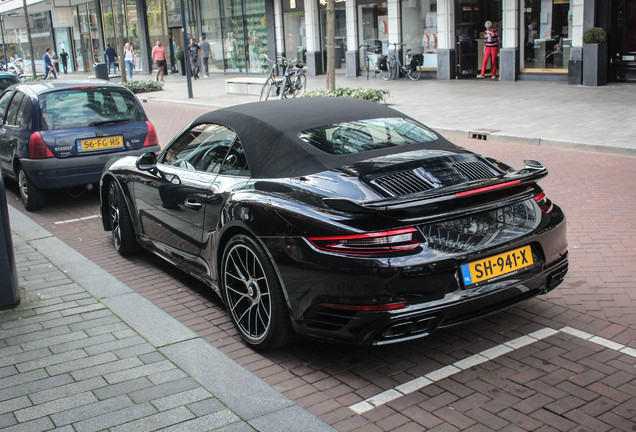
[477,21,499,80]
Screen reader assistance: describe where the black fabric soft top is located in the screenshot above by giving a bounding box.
[189,97,455,179]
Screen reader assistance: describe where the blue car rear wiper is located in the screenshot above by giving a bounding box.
[89,119,130,126]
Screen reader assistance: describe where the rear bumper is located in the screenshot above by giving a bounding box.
[20,146,160,189]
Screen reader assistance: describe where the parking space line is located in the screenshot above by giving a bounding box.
[349,326,635,415]
[54,215,100,225]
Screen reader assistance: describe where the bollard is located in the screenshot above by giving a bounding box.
[0,165,20,308]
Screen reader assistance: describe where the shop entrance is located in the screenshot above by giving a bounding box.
[609,0,636,82]
[455,0,501,77]
[169,28,183,73]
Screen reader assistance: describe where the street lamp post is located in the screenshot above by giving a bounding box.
[1,16,7,68]
[22,0,36,78]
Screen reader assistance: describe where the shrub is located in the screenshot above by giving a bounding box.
[583,27,606,44]
[122,80,163,93]
[175,49,185,61]
[303,87,390,103]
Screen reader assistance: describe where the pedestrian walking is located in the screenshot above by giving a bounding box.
[104,43,118,74]
[43,48,57,80]
[52,51,60,73]
[59,48,69,73]
[123,43,135,80]
[188,38,201,79]
[477,20,499,80]
[152,40,168,83]
[198,36,211,77]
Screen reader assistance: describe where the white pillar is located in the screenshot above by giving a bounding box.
[274,0,284,55]
[305,0,320,53]
[437,0,454,50]
[502,0,518,49]
[571,0,584,50]
[387,0,400,44]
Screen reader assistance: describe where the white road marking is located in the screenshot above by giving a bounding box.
[54,215,100,225]
[349,326,635,415]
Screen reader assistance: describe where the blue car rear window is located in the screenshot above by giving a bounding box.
[39,88,145,130]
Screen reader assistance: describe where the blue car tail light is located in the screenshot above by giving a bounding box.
[143,121,159,147]
[29,132,54,159]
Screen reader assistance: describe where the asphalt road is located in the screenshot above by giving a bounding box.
[5,102,635,431]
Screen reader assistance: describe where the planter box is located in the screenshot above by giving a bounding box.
[583,42,607,86]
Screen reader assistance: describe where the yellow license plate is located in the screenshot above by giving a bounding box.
[77,136,124,152]
[461,245,533,287]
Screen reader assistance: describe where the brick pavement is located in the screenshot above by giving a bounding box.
[2,100,635,430]
[1,208,335,431]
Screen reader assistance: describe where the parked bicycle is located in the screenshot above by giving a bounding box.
[260,55,306,101]
[280,60,307,98]
[377,43,422,81]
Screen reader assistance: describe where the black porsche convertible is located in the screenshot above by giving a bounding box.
[100,98,568,349]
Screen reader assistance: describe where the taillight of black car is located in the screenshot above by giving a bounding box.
[533,192,554,213]
[308,227,419,254]
[29,132,54,159]
[143,121,159,147]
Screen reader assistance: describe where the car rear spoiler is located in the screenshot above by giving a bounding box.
[323,160,548,220]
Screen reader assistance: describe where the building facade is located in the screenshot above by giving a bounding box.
[0,0,634,83]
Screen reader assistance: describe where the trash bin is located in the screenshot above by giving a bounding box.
[0,165,20,308]
[94,62,109,80]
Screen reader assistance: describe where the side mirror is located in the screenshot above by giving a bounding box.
[136,152,157,172]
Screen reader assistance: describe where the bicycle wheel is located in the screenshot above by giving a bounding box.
[260,78,274,101]
[380,60,392,80]
[389,57,398,80]
[408,66,422,81]
[291,73,306,97]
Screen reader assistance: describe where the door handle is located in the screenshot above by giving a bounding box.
[183,198,203,210]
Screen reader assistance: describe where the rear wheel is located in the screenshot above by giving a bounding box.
[222,235,294,350]
[408,66,422,81]
[18,167,44,211]
[291,73,306,97]
[259,78,274,101]
[380,59,391,80]
[108,181,137,255]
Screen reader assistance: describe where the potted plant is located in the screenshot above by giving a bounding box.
[582,27,607,86]
[175,49,185,76]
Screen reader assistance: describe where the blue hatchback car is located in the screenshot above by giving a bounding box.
[0,80,160,210]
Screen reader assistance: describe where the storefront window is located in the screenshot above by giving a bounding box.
[243,0,268,72]
[402,0,438,69]
[319,0,347,72]
[147,0,171,69]
[283,0,306,64]
[357,1,387,70]
[201,0,224,72]
[521,0,571,71]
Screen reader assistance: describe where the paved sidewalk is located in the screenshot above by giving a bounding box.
[52,71,636,155]
[0,205,335,432]
[125,71,636,155]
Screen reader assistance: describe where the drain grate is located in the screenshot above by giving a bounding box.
[471,132,489,140]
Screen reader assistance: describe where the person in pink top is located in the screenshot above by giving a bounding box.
[151,40,168,83]
[477,21,499,80]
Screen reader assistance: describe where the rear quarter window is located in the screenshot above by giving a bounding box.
[39,87,145,130]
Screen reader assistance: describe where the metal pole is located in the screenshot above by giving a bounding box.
[1,16,7,68]
[179,0,192,99]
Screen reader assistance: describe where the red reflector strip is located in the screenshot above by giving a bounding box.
[455,180,521,197]
[310,227,417,242]
[319,302,408,311]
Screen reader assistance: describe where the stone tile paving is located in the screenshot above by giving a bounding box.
[0,234,245,431]
[4,103,635,431]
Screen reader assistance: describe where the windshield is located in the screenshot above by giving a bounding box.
[39,87,145,130]
[298,117,438,155]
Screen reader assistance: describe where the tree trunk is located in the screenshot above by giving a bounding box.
[121,47,127,83]
[23,0,36,78]
[325,0,336,91]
